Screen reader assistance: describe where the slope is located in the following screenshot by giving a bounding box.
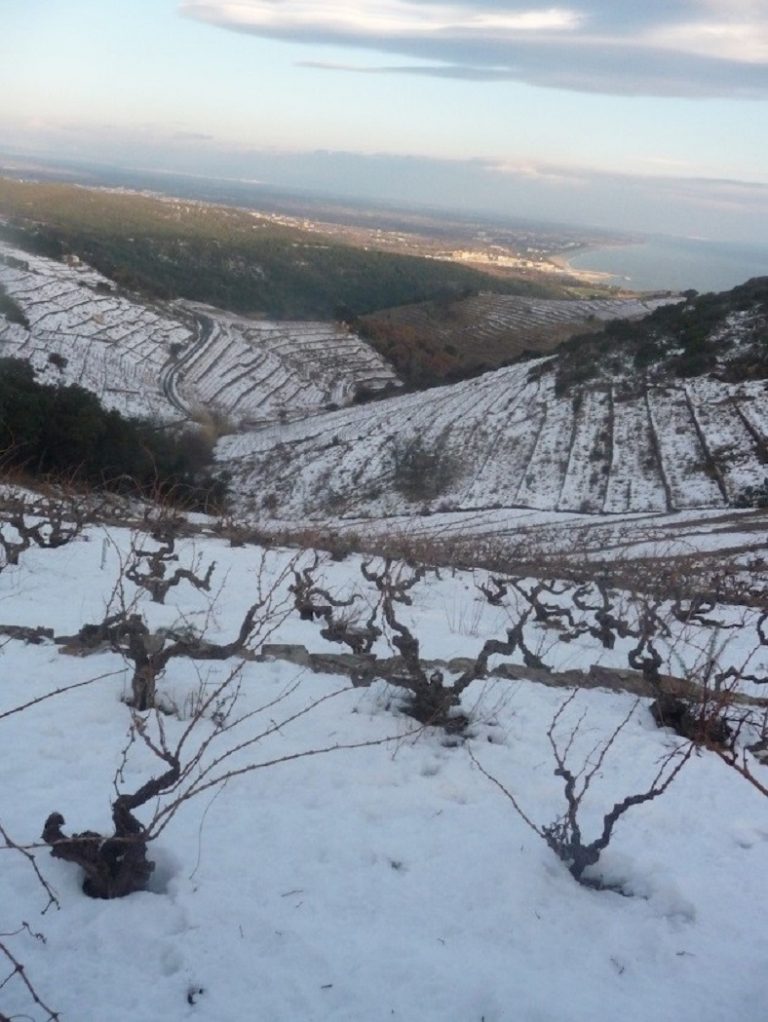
[0,241,399,426]
[0,176,565,319]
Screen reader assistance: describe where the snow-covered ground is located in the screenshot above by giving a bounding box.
[2,519,767,1021]
[3,243,765,537]
[304,503,768,585]
[458,292,677,338]
[2,223,766,1022]
[175,302,398,427]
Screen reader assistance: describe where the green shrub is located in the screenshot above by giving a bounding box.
[0,359,226,509]
[0,283,29,328]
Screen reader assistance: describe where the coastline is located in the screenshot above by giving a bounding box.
[546,251,620,286]
[548,235,768,294]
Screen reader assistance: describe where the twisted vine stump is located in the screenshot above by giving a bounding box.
[42,755,179,899]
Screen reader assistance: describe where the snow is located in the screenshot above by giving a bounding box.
[2,521,767,1021]
[391,292,681,359]
[218,359,766,525]
[172,302,399,427]
[1,238,767,1019]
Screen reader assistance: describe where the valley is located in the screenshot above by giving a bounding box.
[1,196,766,579]
[1,179,767,1022]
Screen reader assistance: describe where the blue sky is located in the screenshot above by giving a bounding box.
[1,0,767,241]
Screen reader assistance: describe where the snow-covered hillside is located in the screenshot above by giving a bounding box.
[219,356,767,520]
[0,243,186,421]
[2,515,767,1022]
[460,291,674,334]
[2,242,765,559]
[0,242,399,425]
[174,302,397,427]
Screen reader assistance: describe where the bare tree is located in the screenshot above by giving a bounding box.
[296,557,547,730]
[68,546,298,710]
[477,570,767,748]
[112,585,287,712]
[0,493,87,570]
[289,553,379,654]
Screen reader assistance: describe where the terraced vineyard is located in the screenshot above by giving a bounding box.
[219,357,767,521]
[176,304,397,426]
[2,240,765,552]
[360,291,677,386]
[0,244,184,421]
[0,242,399,425]
[443,292,674,347]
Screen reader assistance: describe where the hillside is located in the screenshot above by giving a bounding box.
[0,240,400,426]
[209,279,768,574]
[219,347,767,521]
[359,291,673,387]
[0,177,565,319]
[2,240,766,557]
[1,222,767,1022]
[554,278,768,391]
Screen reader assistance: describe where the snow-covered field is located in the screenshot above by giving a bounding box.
[2,518,767,1021]
[298,503,768,586]
[458,292,676,339]
[2,211,767,1022]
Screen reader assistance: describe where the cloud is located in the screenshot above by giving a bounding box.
[173,130,215,141]
[181,2,582,37]
[487,160,588,186]
[179,0,768,98]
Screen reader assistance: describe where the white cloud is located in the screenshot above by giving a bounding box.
[645,15,768,63]
[487,160,588,186]
[183,2,581,38]
[180,0,768,97]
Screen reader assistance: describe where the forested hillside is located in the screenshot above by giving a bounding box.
[554,278,768,392]
[0,178,563,319]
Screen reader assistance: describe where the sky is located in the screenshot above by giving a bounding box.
[0,0,767,241]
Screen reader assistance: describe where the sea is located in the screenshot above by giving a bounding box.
[564,236,768,293]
